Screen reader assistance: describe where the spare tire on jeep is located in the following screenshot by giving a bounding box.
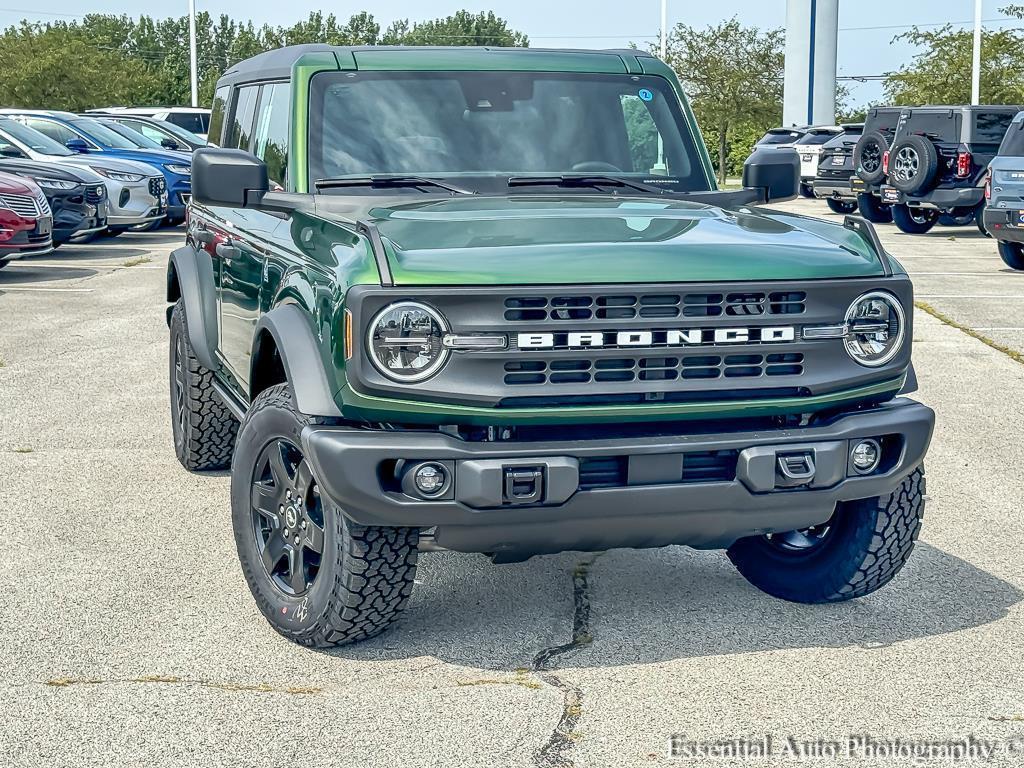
[854,130,890,184]
[889,135,940,195]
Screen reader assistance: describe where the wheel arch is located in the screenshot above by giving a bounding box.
[250,303,343,418]
[167,245,219,371]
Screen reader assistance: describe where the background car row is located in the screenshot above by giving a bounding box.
[756,105,1024,271]
[0,106,209,267]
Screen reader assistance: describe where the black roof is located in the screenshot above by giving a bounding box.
[217,44,656,88]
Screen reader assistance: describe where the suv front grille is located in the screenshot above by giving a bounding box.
[85,185,105,204]
[0,192,44,218]
[504,291,806,321]
[504,353,804,386]
[148,177,166,197]
[346,280,913,411]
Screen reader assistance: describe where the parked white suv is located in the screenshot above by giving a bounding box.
[86,107,211,140]
[793,126,843,197]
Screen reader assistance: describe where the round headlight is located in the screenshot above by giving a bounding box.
[844,291,905,367]
[367,301,449,382]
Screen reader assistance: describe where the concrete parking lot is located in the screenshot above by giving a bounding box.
[2,202,1024,767]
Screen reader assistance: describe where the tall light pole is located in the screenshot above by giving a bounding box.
[188,0,199,107]
[652,0,668,175]
[971,0,983,105]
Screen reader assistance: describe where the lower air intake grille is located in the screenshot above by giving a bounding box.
[578,450,738,490]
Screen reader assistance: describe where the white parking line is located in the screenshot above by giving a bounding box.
[909,272,1024,276]
[0,286,94,292]
[917,294,1024,298]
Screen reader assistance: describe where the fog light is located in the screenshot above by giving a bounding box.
[851,439,881,474]
[414,463,447,496]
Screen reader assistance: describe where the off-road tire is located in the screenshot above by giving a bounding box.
[856,193,893,223]
[892,204,939,234]
[727,468,925,603]
[975,204,991,237]
[998,240,1024,270]
[889,135,940,195]
[826,198,858,214]
[800,183,815,199]
[938,212,975,227]
[169,299,237,471]
[232,384,420,647]
[854,130,890,184]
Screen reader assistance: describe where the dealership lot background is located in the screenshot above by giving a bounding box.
[2,198,1023,766]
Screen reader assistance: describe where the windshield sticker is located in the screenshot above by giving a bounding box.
[638,88,654,102]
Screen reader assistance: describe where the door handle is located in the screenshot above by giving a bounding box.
[216,242,240,261]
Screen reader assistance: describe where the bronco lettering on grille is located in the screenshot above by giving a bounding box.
[516,327,796,350]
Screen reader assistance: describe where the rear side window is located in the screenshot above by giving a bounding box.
[975,112,1016,144]
[252,82,291,187]
[208,87,230,146]
[998,120,1024,156]
[227,86,259,151]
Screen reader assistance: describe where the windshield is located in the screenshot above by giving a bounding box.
[99,120,163,149]
[0,118,73,156]
[759,130,804,145]
[72,118,146,149]
[308,71,710,193]
[796,132,838,146]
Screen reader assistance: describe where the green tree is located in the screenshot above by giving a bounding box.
[384,11,528,47]
[0,9,527,110]
[883,23,1024,105]
[656,18,784,184]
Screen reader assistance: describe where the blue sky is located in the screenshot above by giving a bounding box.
[1,0,1018,107]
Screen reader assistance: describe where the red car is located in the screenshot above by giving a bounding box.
[0,170,53,268]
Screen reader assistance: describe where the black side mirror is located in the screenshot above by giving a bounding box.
[160,138,180,150]
[192,148,269,208]
[742,147,800,203]
[0,146,24,158]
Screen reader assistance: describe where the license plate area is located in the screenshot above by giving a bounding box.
[882,187,900,203]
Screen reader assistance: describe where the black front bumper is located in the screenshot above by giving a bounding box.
[302,398,934,558]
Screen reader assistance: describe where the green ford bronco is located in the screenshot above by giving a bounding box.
[167,44,934,647]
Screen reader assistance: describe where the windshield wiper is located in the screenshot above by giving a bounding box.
[315,175,474,195]
[507,175,668,195]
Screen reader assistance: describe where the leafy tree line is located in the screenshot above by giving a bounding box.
[0,10,527,111]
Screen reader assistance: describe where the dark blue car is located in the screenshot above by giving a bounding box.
[0,110,191,224]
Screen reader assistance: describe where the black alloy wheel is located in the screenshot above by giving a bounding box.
[250,438,326,596]
[764,525,832,554]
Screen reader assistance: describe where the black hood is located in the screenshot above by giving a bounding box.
[0,158,88,184]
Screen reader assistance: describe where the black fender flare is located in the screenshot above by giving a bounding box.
[252,304,343,418]
[899,362,918,395]
[167,245,219,371]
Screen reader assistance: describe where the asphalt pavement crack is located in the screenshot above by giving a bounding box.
[530,553,603,768]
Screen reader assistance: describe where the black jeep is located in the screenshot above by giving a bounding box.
[879,105,1020,234]
[852,107,902,224]
[813,123,863,214]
